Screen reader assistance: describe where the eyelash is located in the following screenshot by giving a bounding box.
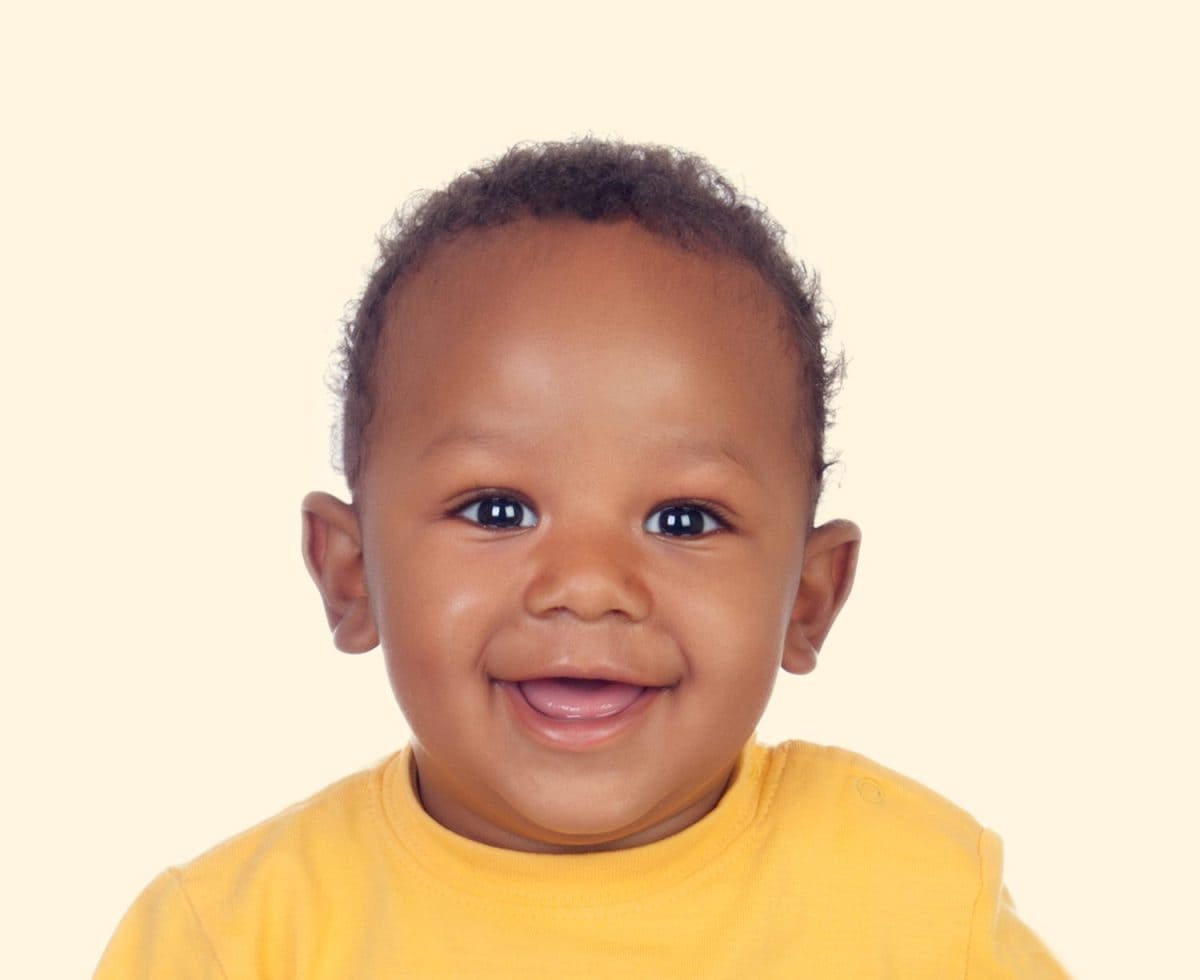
[450,492,733,537]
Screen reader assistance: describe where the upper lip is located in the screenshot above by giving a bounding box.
[487,633,680,689]
[493,666,675,688]
[492,666,667,686]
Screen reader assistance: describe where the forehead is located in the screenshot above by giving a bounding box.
[371,218,808,485]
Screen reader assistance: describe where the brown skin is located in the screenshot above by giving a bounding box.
[302,219,860,853]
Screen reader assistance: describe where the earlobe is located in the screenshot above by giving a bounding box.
[782,621,819,676]
[782,519,861,675]
[300,491,379,654]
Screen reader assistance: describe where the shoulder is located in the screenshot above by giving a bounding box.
[175,754,400,944]
[769,739,983,831]
[760,739,988,882]
[96,755,401,978]
[747,742,1069,975]
[175,753,396,885]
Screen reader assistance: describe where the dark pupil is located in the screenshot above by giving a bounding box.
[658,506,704,536]
[478,497,523,527]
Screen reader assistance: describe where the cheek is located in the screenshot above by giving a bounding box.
[371,541,518,663]
[669,568,789,679]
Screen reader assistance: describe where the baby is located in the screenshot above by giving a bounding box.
[96,140,1069,977]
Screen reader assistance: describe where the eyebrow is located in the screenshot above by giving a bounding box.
[417,425,759,479]
[417,426,529,463]
[651,435,759,479]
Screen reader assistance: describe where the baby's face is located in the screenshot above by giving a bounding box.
[348,219,832,851]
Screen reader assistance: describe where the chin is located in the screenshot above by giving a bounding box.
[513,793,658,849]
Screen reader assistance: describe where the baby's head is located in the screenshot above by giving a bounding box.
[336,140,840,502]
[302,140,860,853]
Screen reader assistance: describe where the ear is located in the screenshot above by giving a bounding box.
[301,491,379,654]
[782,519,861,675]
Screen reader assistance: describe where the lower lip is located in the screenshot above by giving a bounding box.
[496,680,665,751]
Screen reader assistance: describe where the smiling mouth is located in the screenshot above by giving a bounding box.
[516,677,647,720]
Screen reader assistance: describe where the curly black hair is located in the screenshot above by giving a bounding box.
[334,138,841,503]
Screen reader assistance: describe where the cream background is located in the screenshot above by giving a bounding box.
[4,2,1196,977]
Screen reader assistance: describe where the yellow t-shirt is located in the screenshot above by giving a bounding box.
[95,740,1069,978]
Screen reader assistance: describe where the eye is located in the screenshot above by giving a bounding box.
[644,502,729,538]
[454,494,538,531]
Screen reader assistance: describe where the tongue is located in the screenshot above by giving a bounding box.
[518,678,645,720]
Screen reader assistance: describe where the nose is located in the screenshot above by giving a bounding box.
[522,520,653,623]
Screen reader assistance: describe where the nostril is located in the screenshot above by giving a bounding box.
[521,541,653,624]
